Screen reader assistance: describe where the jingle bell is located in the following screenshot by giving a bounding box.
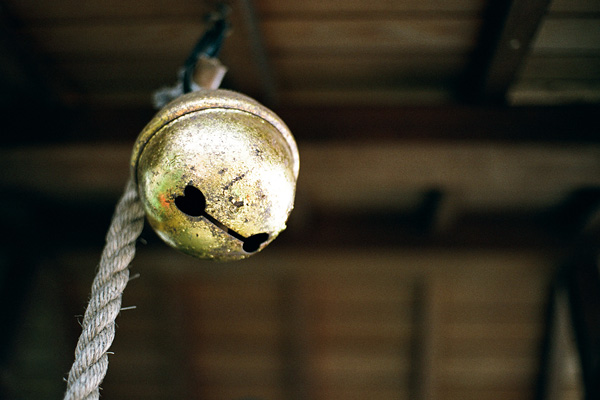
[131,89,299,261]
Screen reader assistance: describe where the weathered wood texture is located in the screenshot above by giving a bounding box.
[470,0,552,102]
[2,141,599,213]
[2,0,599,107]
[20,247,564,400]
[1,0,482,106]
[4,0,598,106]
[510,0,600,104]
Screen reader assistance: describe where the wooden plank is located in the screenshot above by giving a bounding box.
[315,317,413,342]
[223,0,278,103]
[56,247,555,400]
[314,387,408,400]
[310,279,414,305]
[440,387,534,400]
[22,22,210,59]
[75,91,156,106]
[187,315,280,339]
[100,382,181,400]
[179,280,282,342]
[297,142,600,212]
[509,79,600,105]
[190,350,282,381]
[261,18,481,54]
[307,277,415,352]
[180,278,283,397]
[443,302,544,325]
[438,258,548,400]
[441,277,548,305]
[536,286,577,400]
[21,14,275,103]
[3,0,211,21]
[102,350,177,382]
[442,336,540,359]
[279,278,315,400]
[439,357,538,386]
[198,385,284,400]
[274,105,600,142]
[532,18,600,54]
[59,59,181,82]
[3,0,485,21]
[20,19,479,59]
[413,277,443,400]
[59,248,555,290]
[279,86,454,106]
[56,60,181,96]
[181,279,280,304]
[564,251,600,398]
[255,0,486,15]
[314,351,409,385]
[519,55,600,79]
[444,323,543,341]
[550,0,600,14]
[2,142,599,211]
[312,304,413,327]
[273,53,467,90]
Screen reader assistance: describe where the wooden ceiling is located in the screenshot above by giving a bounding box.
[1,3,600,399]
[1,0,599,245]
[1,0,599,109]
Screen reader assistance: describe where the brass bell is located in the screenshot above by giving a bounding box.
[131,89,299,261]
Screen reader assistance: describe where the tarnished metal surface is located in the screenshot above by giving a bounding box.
[132,89,299,261]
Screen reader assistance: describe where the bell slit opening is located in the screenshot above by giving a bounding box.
[174,185,206,216]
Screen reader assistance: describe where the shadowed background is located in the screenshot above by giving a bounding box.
[1,0,599,399]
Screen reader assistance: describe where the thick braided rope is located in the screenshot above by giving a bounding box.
[64,177,145,400]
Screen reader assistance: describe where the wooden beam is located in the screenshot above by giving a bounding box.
[219,0,278,104]
[275,105,600,143]
[536,282,579,400]
[465,0,552,103]
[7,103,599,145]
[254,0,487,16]
[1,141,599,208]
[260,18,479,55]
[1,140,598,249]
[565,250,600,399]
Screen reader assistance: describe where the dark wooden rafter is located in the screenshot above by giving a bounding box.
[237,0,278,104]
[465,0,552,103]
[2,140,598,250]
[535,280,576,400]
[537,197,600,400]
[220,0,278,105]
[566,250,600,400]
[276,105,600,143]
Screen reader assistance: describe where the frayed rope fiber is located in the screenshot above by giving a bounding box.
[64,177,145,400]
